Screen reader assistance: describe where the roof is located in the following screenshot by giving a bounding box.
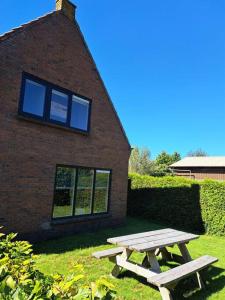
[0,11,56,43]
[170,157,225,168]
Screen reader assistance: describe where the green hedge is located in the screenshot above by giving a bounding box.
[128,173,225,236]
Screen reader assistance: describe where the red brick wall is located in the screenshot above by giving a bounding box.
[0,11,130,240]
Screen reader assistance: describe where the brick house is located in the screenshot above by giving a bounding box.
[0,0,131,240]
[170,157,225,180]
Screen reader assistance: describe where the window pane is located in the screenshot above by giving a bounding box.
[70,95,89,131]
[93,170,110,213]
[75,168,94,215]
[22,79,46,116]
[53,167,76,218]
[50,90,68,123]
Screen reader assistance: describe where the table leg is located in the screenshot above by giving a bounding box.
[156,247,184,264]
[178,243,205,289]
[155,248,161,256]
[161,247,172,261]
[146,251,173,300]
[147,251,161,273]
[111,248,132,278]
[178,243,192,262]
[159,287,173,300]
[142,248,171,269]
[142,255,150,268]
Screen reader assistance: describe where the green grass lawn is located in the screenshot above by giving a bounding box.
[34,217,225,300]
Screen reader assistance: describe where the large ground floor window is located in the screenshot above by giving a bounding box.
[52,165,111,219]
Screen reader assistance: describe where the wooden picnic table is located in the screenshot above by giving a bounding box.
[93,228,218,300]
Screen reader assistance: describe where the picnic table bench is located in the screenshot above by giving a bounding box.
[92,228,218,300]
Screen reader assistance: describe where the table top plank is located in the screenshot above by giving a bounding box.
[130,233,198,252]
[116,230,190,247]
[108,229,199,253]
[107,228,174,244]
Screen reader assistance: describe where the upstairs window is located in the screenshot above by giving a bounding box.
[52,165,111,219]
[71,96,89,130]
[50,90,68,123]
[19,73,91,132]
[22,79,46,117]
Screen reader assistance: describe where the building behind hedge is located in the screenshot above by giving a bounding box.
[170,157,225,181]
[0,0,131,240]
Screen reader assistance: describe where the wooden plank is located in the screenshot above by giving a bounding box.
[117,231,189,247]
[155,248,161,256]
[160,248,173,261]
[147,251,161,273]
[159,287,173,300]
[114,256,158,279]
[178,243,192,262]
[197,271,205,289]
[130,233,199,252]
[148,255,218,287]
[142,255,150,268]
[92,247,124,259]
[170,253,185,264]
[178,243,205,289]
[111,248,132,278]
[107,228,174,244]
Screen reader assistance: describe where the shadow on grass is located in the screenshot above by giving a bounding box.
[174,265,225,299]
[119,265,225,300]
[34,217,163,254]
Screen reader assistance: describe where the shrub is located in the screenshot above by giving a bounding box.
[0,229,116,299]
[200,180,225,236]
[128,173,225,236]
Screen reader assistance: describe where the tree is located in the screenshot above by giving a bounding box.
[172,151,181,163]
[129,147,154,175]
[187,149,208,157]
[154,151,181,175]
[155,151,181,166]
[129,148,181,176]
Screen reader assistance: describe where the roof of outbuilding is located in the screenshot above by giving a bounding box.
[170,157,225,168]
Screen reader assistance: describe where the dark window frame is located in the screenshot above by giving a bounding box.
[18,72,92,134]
[51,164,112,220]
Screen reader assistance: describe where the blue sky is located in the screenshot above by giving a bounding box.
[1,0,225,158]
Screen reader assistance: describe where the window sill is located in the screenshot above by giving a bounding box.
[17,115,89,136]
[51,213,112,225]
